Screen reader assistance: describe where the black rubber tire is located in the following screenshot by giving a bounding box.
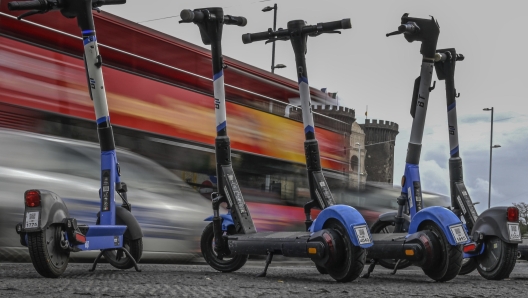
[200,222,248,272]
[315,264,328,274]
[419,222,462,282]
[476,237,518,280]
[323,219,365,282]
[459,257,478,275]
[102,237,143,270]
[369,219,412,270]
[27,224,70,278]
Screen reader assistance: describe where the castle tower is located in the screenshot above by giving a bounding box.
[360,119,399,184]
[288,104,355,134]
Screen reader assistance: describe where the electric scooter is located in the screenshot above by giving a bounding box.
[9,0,143,278]
[181,8,372,282]
[363,14,471,282]
[433,48,521,279]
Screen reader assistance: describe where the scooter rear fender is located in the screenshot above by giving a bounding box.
[205,214,234,231]
[310,205,373,248]
[471,207,522,243]
[21,190,69,233]
[408,206,469,246]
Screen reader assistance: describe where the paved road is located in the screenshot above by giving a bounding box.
[1,260,527,297]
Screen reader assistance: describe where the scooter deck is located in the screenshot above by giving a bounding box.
[227,231,320,258]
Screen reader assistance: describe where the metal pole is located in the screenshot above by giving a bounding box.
[271,3,277,73]
[488,107,494,209]
[358,144,361,192]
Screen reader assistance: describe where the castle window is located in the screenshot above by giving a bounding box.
[351,155,359,172]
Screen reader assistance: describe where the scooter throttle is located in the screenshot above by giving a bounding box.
[7,0,47,11]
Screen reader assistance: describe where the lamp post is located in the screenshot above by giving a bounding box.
[262,4,285,73]
[356,142,361,192]
[483,107,500,208]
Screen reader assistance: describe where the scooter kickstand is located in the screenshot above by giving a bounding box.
[257,251,274,277]
[361,259,378,278]
[89,250,106,272]
[390,259,401,275]
[88,247,141,272]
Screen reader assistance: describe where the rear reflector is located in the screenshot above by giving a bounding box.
[463,243,477,253]
[308,247,317,254]
[24,190,41,207]
[507,207,519,222]
[405,249,414,256]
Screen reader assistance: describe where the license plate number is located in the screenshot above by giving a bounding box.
[354,225,372,245]
[25,211,39,229]
[508,223,521,241]
[449,224,468,244]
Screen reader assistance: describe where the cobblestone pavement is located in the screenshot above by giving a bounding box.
[0,261,527,297]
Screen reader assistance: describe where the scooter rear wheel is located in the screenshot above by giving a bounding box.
[476,237,517,280]
[419,222,462,282]
[27,224,70,278]
[369,219,412,270]
[103,237,143,270]
[200,222,248,272]
[323,219,365,282]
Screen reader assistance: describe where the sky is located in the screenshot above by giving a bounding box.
[103,0,528,213]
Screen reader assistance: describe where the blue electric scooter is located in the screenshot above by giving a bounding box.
[433,48,521,279]
[362,14,471,282]
[10,0,143,278]
[181,8,372,282]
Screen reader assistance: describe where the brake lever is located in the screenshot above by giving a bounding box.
[17,10,45,20]
[265,36,290,44]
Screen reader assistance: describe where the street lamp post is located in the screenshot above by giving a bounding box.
[356,142,361,192]
[483,107,501,209]
[262,4,285,73]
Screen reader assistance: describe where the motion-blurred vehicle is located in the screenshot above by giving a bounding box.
[0,129,211,262]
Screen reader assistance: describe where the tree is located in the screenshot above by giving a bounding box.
[512,202,528,237]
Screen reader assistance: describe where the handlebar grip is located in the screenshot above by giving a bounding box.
[224,15,247,27]
[242,31,270,44]
[180,9,204,23]
[319,18,352,32]
[7,0,46,11]
[100,0,126,5]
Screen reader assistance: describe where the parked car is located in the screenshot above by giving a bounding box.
[0,129,211,262]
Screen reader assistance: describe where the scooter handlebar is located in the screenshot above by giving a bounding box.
[317,18,352,32]
[243,18,350,44]
[94,0,126,6]
[7,0,47,11]
[224,15,247,27]
[242,30,272,44]
[180,9,203,23]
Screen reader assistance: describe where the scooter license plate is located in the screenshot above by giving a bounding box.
[25,211,39,229]
[354,225,372,245]
[507,223,521,241]
[449,224,468,244]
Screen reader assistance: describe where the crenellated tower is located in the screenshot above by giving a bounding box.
[360,119,399,184]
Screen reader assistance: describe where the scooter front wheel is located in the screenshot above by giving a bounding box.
[27,224,70,278]
[323,219,366,282]
[476,237,517,280]
[419,222,462,282]
[103,237,143,270]
[200,222,248,272]
[369,219,412,270]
